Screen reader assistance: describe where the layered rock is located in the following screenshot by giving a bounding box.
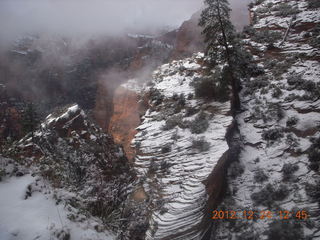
[130,53,233,240]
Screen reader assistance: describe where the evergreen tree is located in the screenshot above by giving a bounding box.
[199,0,241,110]
[22,103,40,142]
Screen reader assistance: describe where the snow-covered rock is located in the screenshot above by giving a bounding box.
[1,104,134,239]
[131,53,233,239]
[213,1,320,239]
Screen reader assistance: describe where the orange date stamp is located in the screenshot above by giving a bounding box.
[212,210,309,220]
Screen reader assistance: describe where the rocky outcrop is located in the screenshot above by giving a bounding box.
[211,1,320,239]
[169,12,205,60]
[108,83,148,161]
[129,53,233,240]
[6,104,134,229]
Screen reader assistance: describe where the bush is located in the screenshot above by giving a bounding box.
[262,128,284,141]
[268,102,284,121]
[254,169,269,183]
[192,76,215,99]
[148,159,159,174]
[191,67,229,101]
[53,228,71,240]
[243,26,255,36]
[172,93,186,113]
[191,137,210,152]
[251,30,282,44]
[309,25,320,48]
[161,143,172,154]
[187,93,194,100]
[286,116,298,127]
[244,75,269,96]
[160,160,173,172]
[190,112,209,134]
[287,72,320,99]
[256,0,265,4]
[285,93,299,102]
[251,183,289,206]
[272,3,300,17]
[228,161,244,179]
[310,36,320,49]
[285,133,299,149]
[267,220,304,240]
[273,62,292,78]
[272,87,283,98]
[305,181,320,205]
[301,80,316,92]
[307,0,320,9]
[308,137,320,171]
[150,89,164,106]
[256,7,269,14]
[265,59,293,78]
[185,106,199,117]
[162,115,182,131]
[282,163,299,179]
[234,46,265,78]
[287,73,304,86]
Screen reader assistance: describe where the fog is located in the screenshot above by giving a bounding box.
[0,0,252,110]
[0,0,202,45]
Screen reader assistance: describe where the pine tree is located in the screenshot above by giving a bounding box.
[199,0,241,111]
[22,103,40,142]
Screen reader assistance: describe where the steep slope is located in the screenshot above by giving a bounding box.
[1,104,134,239]
[210,0,320,239]
[168,12,205,60]
[0,165,115,240]
[129,53,233,240]
[108,82,148,161]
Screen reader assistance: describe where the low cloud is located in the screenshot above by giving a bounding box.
[0,0,202,44]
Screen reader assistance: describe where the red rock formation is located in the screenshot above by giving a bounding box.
[169,12,205,60]
[108,87,147,161]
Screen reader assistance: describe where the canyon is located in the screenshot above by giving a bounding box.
[0,0,319,240]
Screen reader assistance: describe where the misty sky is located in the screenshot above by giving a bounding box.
[0,0,252,45]
[0,0,203,42]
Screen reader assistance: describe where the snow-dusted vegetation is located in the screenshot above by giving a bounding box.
[0,0,319,239]
[0,105,133,240]
[213,0,320,239]
[129,53,233,239]
[0,162,115,240]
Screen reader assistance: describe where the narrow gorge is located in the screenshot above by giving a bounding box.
[0,0,319,240]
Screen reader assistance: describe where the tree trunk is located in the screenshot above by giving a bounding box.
[217,0,240,113]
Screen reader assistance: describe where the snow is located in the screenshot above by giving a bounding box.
[45,104,84,126]
[0,174,115,240]
[59,105,81,120]
[182,61,201,71]
[133,53,233,240]
[120,78,143,93]
[127,33,154,39]
[214,1,320,238]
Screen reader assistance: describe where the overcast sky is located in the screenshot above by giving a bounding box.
[0,0,203,42]
[0,0,252,45]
